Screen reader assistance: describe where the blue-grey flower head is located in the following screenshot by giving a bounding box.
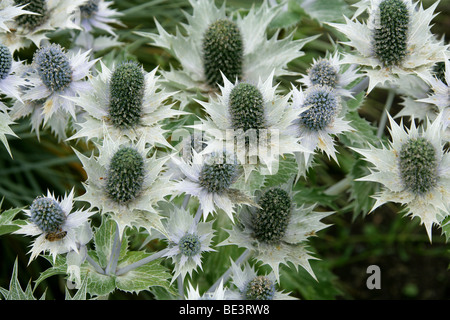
[179,233,201,257]
[373,0,409,67]
[308,59,339,88]
[30,196,66,233]
[106,146,145,204]
[300,85,339,131]
[252,187,291,244]
[399,137,438,195]
[108,61,145,129]
[80,0,100,19]
[34,44,73,93]
[198,153,238,194]
[202,19,244,88]
[14,0,48,30]
[229,82,266,132]
[0,44,12,80]
[244,276,276,300]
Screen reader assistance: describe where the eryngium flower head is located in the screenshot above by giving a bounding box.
[352,112,450,241]
[252,188,291,244]
[75,133,173,238]
[68,61,183,147]
[105,146,145,204]
[163,205,215,283]
[170,148,256,221]
[13,189,95,263]
[0,43,12,79]
[136,0,316,107]
[220,182,333,282]
[79,0,99,19]
[289,84,351,174]
[372,0,409,67]
[30,196,66,233]
[108,61,145,129]
[328,0,448,93]
[0,1,38,33]
[195,72,308,180]
[0,0,87,53]
[14,0,47,30]
[202,18,243,87]
[228,82,266,131]
[299,85,339,131]
[225,260,296,300]
[34,44,73,92]
[299,52,360,99]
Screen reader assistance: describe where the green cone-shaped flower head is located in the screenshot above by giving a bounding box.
[106,146,145,204]
[399,137,438,195]
[229,82,266,132]
[198,153,237,194]
[373,0,409,67]
[252,188,291,244]
[14,0,48,30]
[108,61,146,129]
[0,44,12,80]
[202,19,243,88]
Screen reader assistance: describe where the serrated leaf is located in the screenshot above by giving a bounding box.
[263,154,298,188]
[0,207,24,236]
[115,251,174,295]
[94,216,128,268]
[66,276,88,300]
[341,111,380,148]
[348,158,378,220]
[295,0,352,23]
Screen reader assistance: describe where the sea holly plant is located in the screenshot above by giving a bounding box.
[0,0,449,302]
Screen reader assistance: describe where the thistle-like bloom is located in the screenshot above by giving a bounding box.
[13,189,95,263]
[0,1,35,33]
[299,52,360,99]
[75,133,173,238]
[225,260,296,300]
[69,60,184,148]
[12,44,96,132]
[0,0,87,53]
[352,113,450,241]
[220,182,333,281]
[195,72,308,179]
[329,0,448,93]
[289,84,352,175]
[162,206,215,283]
[170,149,256,222]
[185,280,226,300]
[75,0,122,36]
[135,0,315,107]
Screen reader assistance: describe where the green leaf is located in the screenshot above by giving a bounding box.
[115,251,174,294]
[263,154,298,188]
[341,111,380,149]
[0,206,24,236]
[348,157,378,220]
[2,258,38,300]
[94,216,128,269]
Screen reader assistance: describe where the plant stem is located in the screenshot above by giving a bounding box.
[207,249,251,294]
[347,77,369,100]
[193,205,203,225]
[105,222,121,275]
[324,177,351,196]
[85,253,105,275]
[115,248,169,276]
[377,89,395,138]
[182,194,191,209]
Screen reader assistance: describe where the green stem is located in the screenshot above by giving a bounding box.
[115,248,169,276]
[377,89,396,138]
[105,222,121,275]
